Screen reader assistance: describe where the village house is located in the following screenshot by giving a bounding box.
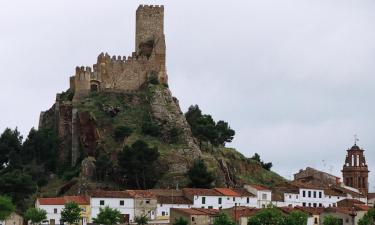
[126,190,158,220]
[0,212,23,225]
[222,206,260,225]
[243,184,272,208]
[90,191,134,224]
[36,196,90,225]
[169,208,220,225]
[149,189,193,220]
[320,207,360,225]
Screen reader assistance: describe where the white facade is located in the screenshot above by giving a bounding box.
[35,202,65,225]
[90,197,135,223]
[191,195,257,209]
[244,185,272,208]
[156,203,192,218]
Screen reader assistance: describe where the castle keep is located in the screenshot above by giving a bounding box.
[71,5,167,102]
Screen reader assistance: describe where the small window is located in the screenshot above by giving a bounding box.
[246,197,249,203]
[218,198,222,204]
[192,217,195,222]
[233,197,235,201]
[319,203,322,207]
[54,208,57,214]
[302,191,306,197]
[146,200,150,204]
[319,192,322,198]
[308,191,311,198]
[302,203,306,207]
[314,218,318,224]
[162,212,165,216]
[308,203,311,207]
[313,191,316,198]
[100,200,105,206]
[262,193,267,200]
[202,197,206,204]
[313,203,317,208]
[289,195,292,199]
[208,206,213,209]
[120,200,124,206]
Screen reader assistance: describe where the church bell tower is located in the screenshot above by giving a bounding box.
[342,141,369,195]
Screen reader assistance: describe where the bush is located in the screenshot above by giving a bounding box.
[114,126,133,141]
[141,121,161,137]
[148,72,159,85]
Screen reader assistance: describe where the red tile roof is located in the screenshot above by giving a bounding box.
[294,206,325,215]
[183,188,222,196]
[233,188,256,197]
[171,208,220,216]
[291,181,323,190]
[248,184,270,191]
[38,196,89,205]
[91,191,132,198]
[156,196,193,205]
[354,204,370,211]
[214,188,241,197]
[126,190,156,198]
[368,192,375,199]
[223,207,260,220]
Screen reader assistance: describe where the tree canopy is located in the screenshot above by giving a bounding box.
[187,158,215,188]
[185,105,235,147]
[214,212,236,225]
[248,207,308,225]
[92,206,122,225]
[323,215,341,225]
[118,140,160,189]
[25,208,47,225]
[250,153,273,171]
[134,215,149,225]
[358,208,375,225]
[0,196,15,221]
[60,202,82,225]
[173,217,188,225]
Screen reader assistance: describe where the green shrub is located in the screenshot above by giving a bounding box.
[114,126,133,141]
[141,121,161,137]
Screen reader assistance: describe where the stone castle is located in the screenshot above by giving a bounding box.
[71,5,168,102]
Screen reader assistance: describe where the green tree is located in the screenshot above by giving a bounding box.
[213,120,235,146]
[0,128,23,169]
[214,212,236,225]
[187,158,215,188]
[92,206,122,225]
[134,215,149,225]
[95,152,113,181]
[114,126,133,142]
[60,202,82,225]
[248,207,285,225]
[141,121,161,137]
[285,210,308,225]
[358,208,375,225]
[323,215,341,225]
[0,170,37,210]
[0,196,15,221]
[22,128,58,172]
[173,217,188,225]
[25,208,47,225]
[250,153,273,171]
[118,140,160,189]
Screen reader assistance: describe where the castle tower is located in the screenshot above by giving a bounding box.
[342,144,369,195]
[73,66,91,102]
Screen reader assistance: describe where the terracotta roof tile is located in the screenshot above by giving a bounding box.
[38,196,89,205]
[91,191,132,198]
[156,196,193,205]
[368,193,375,199]
[248,184,270,191]
[126,190,156,198]
[182,188,222,196]
[223,207,260,220]
[171,208,220,216]
[233,188,256,197]
[214,188,241,197]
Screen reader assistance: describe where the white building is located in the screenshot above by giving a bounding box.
[244,184,272,208]
[90,191,135,223]
[36,196,90,225]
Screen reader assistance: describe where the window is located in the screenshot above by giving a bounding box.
[319,203,322,207]
[346,218,349,223]
[289,195,292,199]
[262,194,267,200]
[54,208,57,214]
[192,217,195,222]
[100,200,105,206]
[120,200,124,206]
[232,197,235,202]
[333,203,336,207]
[302,203,306,207]
[145,200,150,204]
[308,203,311,207]
[208,206,213,209]
[313,191,316,198]
[303,191,306,197]
[319,192,322,198]
[308,191,311,198]
[202,197,206,204]
[162,212,165,216]
[314,218,318,224]
[246,197,249,204]
[80,207,86,212]
[218,198,222,204]
[313,203,317,208]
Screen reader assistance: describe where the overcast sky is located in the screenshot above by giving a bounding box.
[0,0,374,191]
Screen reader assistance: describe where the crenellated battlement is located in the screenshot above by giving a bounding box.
[71,5,167,102]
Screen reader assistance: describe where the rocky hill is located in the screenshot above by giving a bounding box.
[36,4,285,196]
